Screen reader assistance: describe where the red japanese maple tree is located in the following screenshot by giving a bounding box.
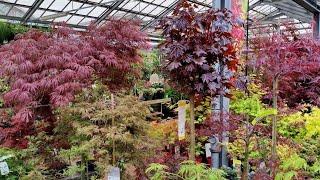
[252,30,320,176]
[0,20,148,148]
[85,20,149,90]
[159,0,241,160]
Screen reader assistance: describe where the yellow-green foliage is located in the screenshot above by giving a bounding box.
[279,108,320,138]
[149,120,178,145]
[146,160,225,180]
[58,82,159,178]
[278,108,320,179]
[230,83,277,120]
[145,163,169,180]
[195,96,211,124]
[141,50,161,80]
[0,143,45,179]
[228,83,276,170]
[0,78,9,108]
[178,161,225,180]
[276,151,308,180]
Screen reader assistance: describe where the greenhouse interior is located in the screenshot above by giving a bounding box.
[1,0,320,179]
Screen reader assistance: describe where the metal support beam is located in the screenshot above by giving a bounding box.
[290,0,320,38]
[141,0,180,31]
[252,9,267,16]
[135,0,168,9]
[292,0,320,13]
[258,9,281,21]
[141,0,223,31]
[273,0,312,15]
[0,14,87,29]
[212,0,231,169]
[95,0,125,25]
[0,1,99,20]
[188,0,211,8]
[269,0,313,23]
[213,0,231,9]
[22,0,44,23]
[249,0,263,10]
[314,13,320,38]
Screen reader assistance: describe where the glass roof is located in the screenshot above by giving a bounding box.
[0,0,316,35]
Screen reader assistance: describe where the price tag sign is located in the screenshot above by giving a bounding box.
[205,143,211,158]
[107,167,120,180]
[178,100,187,140]
[150,74,161,84]
[0,161,9,175]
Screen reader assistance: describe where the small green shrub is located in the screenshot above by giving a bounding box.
[146,160,225,180]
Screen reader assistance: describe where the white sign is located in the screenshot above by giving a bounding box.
[107,167,120,180]
[205,143,211,158]
[178,100,187,140]
[149,74,163,85]
[0,161,9,176]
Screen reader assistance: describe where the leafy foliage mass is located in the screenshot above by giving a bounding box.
[0,21,30,44]
[159,0,241,97]
[277,108,320,178]
[0,20,148,148]
[252,33,320,107]
[146,160,225,180]
[58,83,156,178]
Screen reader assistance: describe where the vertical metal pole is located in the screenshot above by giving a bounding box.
[213,0,221,9]
[210,136,220,169]
[223,0,232,10]
[211,0,231,168]
[211,98,220,169]
[222,0,231,168]
[211,0,219,169]
[314,13,320,38]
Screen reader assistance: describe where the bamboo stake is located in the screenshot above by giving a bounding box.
[271,76,279,177]
[189,96,195,161]
[111,93,116,166]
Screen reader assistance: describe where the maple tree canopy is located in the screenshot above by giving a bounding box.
[0,20,149,148]
[159,0,242,98]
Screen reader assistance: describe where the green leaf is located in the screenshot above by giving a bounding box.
[281,154,307,170]
[0,154,14,161]
[284,171,296,180]
[311,161,320,173]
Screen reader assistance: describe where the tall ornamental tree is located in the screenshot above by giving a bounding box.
[0,20,148,148]
[85,20,149,90]
[159,0,240,160]
[252,32,320,176]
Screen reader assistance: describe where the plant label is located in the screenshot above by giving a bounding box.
[149,74,162,84]
[178,100,187,140]
[0,161,9,176]
[107,167,120,180]
[205,143,211,158]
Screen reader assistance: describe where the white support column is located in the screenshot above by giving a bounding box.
[212,0,221,9]
[212,0,231,168]
[223,0,232,10]
[213,0,231,9]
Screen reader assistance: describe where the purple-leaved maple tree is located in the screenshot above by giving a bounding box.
[159,0,240,160]
[252,30,320,177]
[0,20,149,148]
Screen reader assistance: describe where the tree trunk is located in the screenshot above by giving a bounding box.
[86,160,89,180]
[271,77,278,177]
[242,141,250,180]
[111,93,116,166]
[81,155,85,180]
[189,96,196,161]
[241,116,250,180]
